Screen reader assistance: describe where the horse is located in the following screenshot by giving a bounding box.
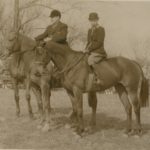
[37,41,149,136]
[6,31,53,131]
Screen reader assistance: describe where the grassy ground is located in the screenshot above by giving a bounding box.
[0,89,149,149]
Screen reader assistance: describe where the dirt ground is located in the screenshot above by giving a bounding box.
[0,89,149,149]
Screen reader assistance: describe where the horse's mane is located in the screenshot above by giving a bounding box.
[46,40,84,56]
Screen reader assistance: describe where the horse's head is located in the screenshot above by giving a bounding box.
[35,45,51,67]
[5,28,20,56]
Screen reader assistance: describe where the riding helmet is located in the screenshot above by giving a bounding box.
[89,12,99,21]
[50,10,61,18]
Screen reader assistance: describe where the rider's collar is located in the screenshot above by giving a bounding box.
[51,20,60,28]
[91,24,100,29]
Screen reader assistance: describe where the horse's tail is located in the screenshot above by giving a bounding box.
[140,76,149,107]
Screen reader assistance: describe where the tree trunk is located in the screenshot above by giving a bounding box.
[14,0,19,31]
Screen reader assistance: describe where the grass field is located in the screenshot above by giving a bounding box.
[0,89,149,149]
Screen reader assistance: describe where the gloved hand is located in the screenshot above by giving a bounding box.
[44,37,52,42]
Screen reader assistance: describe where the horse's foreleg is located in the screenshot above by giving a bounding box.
[115,84,132,134]
[67,90,77,123]
[31,86,43,118]
[73,86,84,135]
[25,78,34,119]
[88,91,97,128]
[13,79,20,117]
[41,76,51,132]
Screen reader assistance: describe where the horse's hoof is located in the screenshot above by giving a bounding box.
[70,123,78,129]
[16,112,20,117]
[72,131,82,139]
[122,133,129,138]
[29,114,36,120]
[128,129,142,137]
[75,128,85,137]
[74,133,82,140]
[42,123,50,132]
[133,134,141,138]
[85,126,95,134]
[122,129,132,137]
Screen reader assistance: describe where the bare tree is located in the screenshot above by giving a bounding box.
[14,0,20,30]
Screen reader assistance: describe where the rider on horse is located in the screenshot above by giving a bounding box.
[35,9,69,77]
[35,9,68,46]
[85,12,107,85]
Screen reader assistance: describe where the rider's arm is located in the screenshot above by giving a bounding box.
[88,27,105,51]
[51,24,68,43]
[35,27,49,41]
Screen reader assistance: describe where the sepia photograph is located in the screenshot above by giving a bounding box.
[0,0,150,149]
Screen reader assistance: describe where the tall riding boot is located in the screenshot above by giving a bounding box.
[87,67,95,91]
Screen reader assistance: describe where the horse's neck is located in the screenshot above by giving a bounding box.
[51,53,68,70]
[50,49,83,71]
[12,50,35,66]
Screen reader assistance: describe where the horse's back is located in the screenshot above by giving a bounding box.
[93,56,142,87]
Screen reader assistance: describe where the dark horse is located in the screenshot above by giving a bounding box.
[6,31,53,131]
[38,41,149,136]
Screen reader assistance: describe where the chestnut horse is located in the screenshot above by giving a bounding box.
[38,41,149,136]
[6,32,53,131]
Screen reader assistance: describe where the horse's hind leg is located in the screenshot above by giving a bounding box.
[25,78,34,119]
[128,90,142,135]
[13,79,20,117]
[88,91,97,127]
[73,86,84,135]
[115,84,132,134]
[41,76,51,132]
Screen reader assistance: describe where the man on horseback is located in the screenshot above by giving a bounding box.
[85,12,107,86]
[35,9,68,45]
[35,9,69,78]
